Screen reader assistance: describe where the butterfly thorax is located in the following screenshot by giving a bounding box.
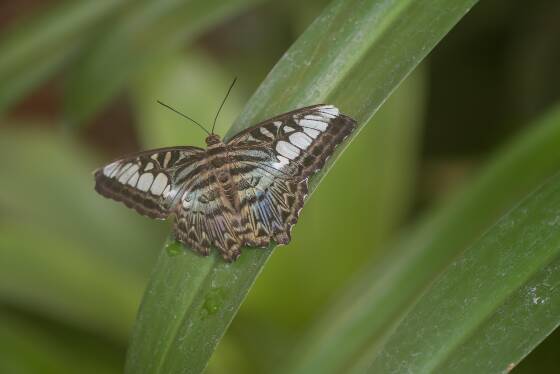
[203,137,241,213]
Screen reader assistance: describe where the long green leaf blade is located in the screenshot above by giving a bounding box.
[370,171,560,373]
[239,65,426,354]
[125,0,478,372]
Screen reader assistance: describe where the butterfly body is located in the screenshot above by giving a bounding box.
[94,104,356,261]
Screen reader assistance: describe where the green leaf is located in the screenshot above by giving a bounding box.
[125,0,478,372]
[63,0,262,127]
[369,171,560,373]
[287,103,560,373]
[0,0,125,114]
[208,63,426,374]
[237,65,426,334]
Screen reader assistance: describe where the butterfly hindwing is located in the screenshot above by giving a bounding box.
[173,166,245,259]
[235,169,308,248]
[94,146,205,219]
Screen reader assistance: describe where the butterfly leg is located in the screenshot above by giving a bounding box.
[218,241,242,262]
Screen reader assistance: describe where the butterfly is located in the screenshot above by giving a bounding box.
[94,101,356,261]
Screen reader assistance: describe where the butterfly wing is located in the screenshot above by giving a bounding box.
[227,104,357,248]
[233,167,308,249]
[94,146,205,219]
[173,166,245,260]
[228,104,356,178]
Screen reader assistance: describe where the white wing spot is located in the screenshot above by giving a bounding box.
[304,114,325,121]
[276,140,300,160]
[103,162,119,177]
[260,127,274,138]
[272,155,290,169]
[127,172,140,186]
[319,105,339,117]
[150,154,158,160]
[150,173,168,195]
[273,121,282,128]
[303,127,320,139]
[163,152,172,167]
[144,162,154,171]
[289,132,312,149]
[118,164,139,183]
[300,118,327,131]
[116,163,133,179]
[137,173,154,192]
[283,126,295,133]
[162,185,171,198]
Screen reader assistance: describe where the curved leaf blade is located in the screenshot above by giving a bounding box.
[236,66,427,364]
[125,0,479,372]
[370,172,560,373]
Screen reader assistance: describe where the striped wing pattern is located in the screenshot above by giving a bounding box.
[228,104,356,179]
[94,104,356,261]
[174,105,356,260]
[94,147,205,219]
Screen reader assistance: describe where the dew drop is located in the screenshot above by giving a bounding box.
[165,241,183,257]
[202,288,225,316]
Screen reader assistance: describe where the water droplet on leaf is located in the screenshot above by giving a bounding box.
[203,288,225,315]
[165,242,183,257]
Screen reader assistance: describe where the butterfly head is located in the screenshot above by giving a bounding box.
[205,134,222,146]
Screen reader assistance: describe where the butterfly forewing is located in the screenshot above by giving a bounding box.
[94,146,205,219]
[227,104,356,179]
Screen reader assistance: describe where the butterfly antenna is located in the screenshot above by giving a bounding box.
[156,100,211,136]
[211,77,237,135]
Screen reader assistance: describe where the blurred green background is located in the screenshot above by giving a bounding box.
[1,0,560,373]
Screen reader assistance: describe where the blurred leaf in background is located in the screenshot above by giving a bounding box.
[0,0,559,373]
[0,1,127,114]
